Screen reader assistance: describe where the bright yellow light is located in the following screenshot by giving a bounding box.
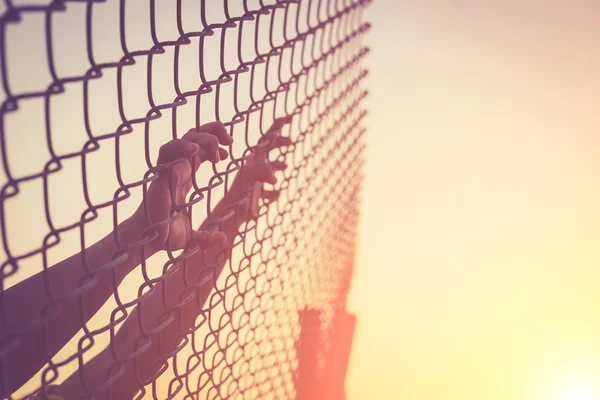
[562,384,597,400]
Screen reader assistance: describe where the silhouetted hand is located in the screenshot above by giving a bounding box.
[226,116,293,223]
[131,122,233,252]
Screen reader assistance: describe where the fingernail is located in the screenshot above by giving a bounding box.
[210,231,227,245]
[188,142,200,156]
[272,162,287,171]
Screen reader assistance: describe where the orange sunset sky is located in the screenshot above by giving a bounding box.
[346,1,600,399]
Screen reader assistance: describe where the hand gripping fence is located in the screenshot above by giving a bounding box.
[0,0,369,398]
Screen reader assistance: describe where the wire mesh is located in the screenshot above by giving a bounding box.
[0,0,369,398]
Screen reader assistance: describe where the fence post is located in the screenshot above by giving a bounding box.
[295,309,323,400]
[322,310,357,400]
[295,308,356,400]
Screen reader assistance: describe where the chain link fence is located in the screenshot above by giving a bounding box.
[0,0,369,398]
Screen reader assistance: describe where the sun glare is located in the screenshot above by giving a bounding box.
[562,385,597,400]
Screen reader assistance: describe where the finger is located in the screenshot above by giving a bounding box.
[270,136,292,149]
[255,137,291,163]
[218,147,229,161]
[258,136,293,156]
[270,161,287,172]
[192,230,227,247]
[157,139,199,165]
[266,115,293,135]
[182,131,222,163]
[243,163,277,185]
[249,187,260,218]
[197,121,233,145]
[257,116,293,148]
[261,189,281,202]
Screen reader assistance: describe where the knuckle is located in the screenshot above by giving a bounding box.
[182,130,194,140]
[157,143,172,160]
[159,140,174,152]
[209,120,226,130]
[208,135,219,146]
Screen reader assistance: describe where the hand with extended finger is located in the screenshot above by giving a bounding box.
[226,116,293,224]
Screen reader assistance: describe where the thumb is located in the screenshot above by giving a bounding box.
[192,230,227,247]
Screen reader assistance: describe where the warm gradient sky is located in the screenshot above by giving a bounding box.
[346,1,600,399]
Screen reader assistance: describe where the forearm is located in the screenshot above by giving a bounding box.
[1,216,151,395]
[55,190,248,398]
[56,235,233,399]
[52,128,288,398]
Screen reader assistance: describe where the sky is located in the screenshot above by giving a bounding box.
[346,1,600,399]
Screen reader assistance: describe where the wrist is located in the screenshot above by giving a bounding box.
[208,200,242,234]
[118,214,157,263]
[118,213,144,246]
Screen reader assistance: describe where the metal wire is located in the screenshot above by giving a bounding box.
[0,0,369,398]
